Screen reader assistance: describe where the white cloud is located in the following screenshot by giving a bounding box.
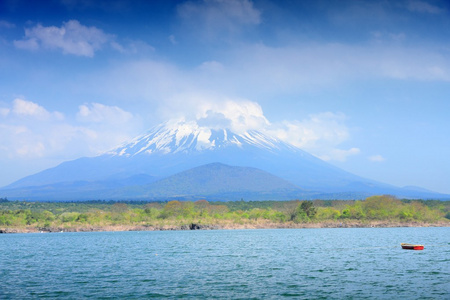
[198,60,224,72]
[12,98,50,119]
[16,142,46,157]
[169,35,177,45]
[369,154,386,162]
[158,94,357,161]
[0,20,15,29]
[78,39,450,120]
[269,112,349,148]
[98,44,447,105]
[228,43,450,90]
[0,123,45,158]
[319,148,361,162]
[14,20,112,57]
[0,94,360,168]
[0,99,142,161]
[178,0,261,24]
[407,1,445,14]
[77,102,133,124]
[13,37,39,50]
[87,59,186,102]
[267,112,360,161]
[81,54,361,161]
[12,98,64,121]
[0,123,28,135]
[196,99,270,133]
[157,92,270,134]
[111,40,155,54]
[177,0,261,38]
[370,31,406,44]
[109,41,125,53]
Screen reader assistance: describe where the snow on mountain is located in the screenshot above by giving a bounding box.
[106,119,297,157]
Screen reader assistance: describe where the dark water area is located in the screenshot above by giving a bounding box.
[1,227,449,299]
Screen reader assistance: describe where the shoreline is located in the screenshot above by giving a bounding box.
[1,220,449,234]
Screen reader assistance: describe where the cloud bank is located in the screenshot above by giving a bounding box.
[0,99,141,160]
[0,96,358,163]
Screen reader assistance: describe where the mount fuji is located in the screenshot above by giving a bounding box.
[1,120,448,201]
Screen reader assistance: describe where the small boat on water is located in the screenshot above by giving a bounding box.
[401,243,424,250]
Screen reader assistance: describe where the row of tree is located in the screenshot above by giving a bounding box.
[0,196,448,229]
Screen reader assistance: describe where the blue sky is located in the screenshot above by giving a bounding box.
[1,0,450,194]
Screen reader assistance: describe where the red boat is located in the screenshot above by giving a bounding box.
[401,243,424,250]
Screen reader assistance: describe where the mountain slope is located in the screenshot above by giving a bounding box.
[137,163,303,200]
[2,119,448,200]
[1,163,304,201]
[6,120,367,191]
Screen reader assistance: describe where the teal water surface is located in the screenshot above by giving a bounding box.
[1,227,449,299]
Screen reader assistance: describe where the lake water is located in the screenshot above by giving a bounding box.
[1,227,449,299]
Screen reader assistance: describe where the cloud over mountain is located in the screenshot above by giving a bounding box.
[0,95,357,166]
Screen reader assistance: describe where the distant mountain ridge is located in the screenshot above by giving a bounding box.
[1,119,449,201]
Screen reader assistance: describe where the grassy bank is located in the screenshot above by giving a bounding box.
[1,196,449,233]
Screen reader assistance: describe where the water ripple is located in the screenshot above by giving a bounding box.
[1,228,449,299]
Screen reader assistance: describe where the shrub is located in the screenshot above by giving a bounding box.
[60,212,80,223]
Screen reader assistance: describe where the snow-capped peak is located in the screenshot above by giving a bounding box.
[107,119,297,157]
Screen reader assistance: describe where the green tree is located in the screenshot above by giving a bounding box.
[290,201,317,222]
[160,201,194,218]
[300,201,317,218]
